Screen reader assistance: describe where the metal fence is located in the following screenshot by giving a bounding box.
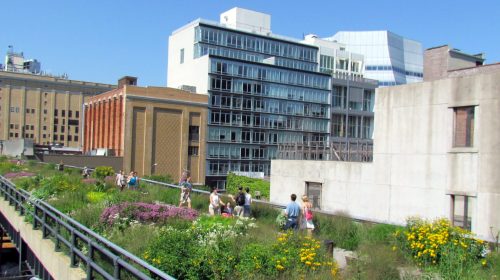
[0,175,176,280]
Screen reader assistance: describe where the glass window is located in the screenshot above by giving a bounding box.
[305,182,322,209]
[453,106,475,147]
[180,48,184,64]
[188,146,199,156]
[189,126,199,141]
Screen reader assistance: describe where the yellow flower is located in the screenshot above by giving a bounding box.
[276,264,285,270]
[392,246,397,251]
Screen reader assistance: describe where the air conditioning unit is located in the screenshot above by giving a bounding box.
[179,85,197,93]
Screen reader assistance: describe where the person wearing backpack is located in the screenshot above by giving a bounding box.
[233,186,246,217]
[301,195,315,236]
[127,171,138,190]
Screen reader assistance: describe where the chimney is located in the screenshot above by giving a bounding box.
[118,76,138,88]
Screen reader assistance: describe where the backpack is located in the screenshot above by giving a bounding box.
[129,177,137,185]
[236,193,246,206]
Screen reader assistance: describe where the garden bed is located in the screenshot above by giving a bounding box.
[0,156,499,279]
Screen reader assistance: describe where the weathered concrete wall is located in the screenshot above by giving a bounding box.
[0,198,86,280]
[271,69,500,240]
[39,154,123,171]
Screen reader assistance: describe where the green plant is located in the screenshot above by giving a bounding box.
[394,217,488,279]
[226,172,270,200]
[143,174,174,184]
[315,213,362,250]
[93,166,115,180]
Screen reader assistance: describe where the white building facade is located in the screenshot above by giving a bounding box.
[325,31,423,86]
[270,64,500,241]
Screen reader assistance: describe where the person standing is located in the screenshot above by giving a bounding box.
[284,194,301,230]
[127,171,138,190]
[301,195,315,236]
[244,187,252,217]
[209,187,224,216]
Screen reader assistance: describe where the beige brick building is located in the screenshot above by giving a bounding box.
[83,77,209,184]
[0,71,114,148]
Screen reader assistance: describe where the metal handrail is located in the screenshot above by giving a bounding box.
[0,175,176,280]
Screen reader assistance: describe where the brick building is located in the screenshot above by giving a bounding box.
[0,71,114,148]
[83,77,209,184]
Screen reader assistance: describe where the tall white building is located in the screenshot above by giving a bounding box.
[325,31,423,86]
[167,7,377,187]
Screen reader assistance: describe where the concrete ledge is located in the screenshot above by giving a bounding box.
[0,198,86,280]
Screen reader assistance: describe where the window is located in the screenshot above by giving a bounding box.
[54,109,58,116]
[180,48,184,64]
[59,135,64,141]
[305,182,322,210]
[10,107,14,112]
[453,106,475,147]
[75,126,79,134]
[188,146,199,156]
[69,110,72,118]
[31,109,35,114]
[30,125,34,130]
[189,126,199,141]
[42,134,46,139]
[450,194,475,231]
[61,126,65,133]
[62,110,66,117]
[68,135,72,141]
[44,109,47,114]
[74,136,79,142]
[76,111,79,118]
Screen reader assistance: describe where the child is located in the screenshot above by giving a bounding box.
[222,202,233,217]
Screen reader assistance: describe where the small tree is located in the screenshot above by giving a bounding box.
[93,166,115,180]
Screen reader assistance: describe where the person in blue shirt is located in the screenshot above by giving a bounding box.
[284,194,301,230]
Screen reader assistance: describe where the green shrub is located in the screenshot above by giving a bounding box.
[93,166,115,180]
[314,213,362,250]
[363,223,402,244]
[226,172,270,200]
[394,217,488,279]
[143,174,174,184]
[344,243,402,280]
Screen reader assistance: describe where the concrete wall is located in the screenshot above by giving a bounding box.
[0,198,86,280]
[0,139,34,157]
[271,69,500,240]
[40,154,123,171]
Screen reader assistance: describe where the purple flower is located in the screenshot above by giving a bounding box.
[100,202,198,226]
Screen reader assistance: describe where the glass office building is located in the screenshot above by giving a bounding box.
[168,8,375,187]
[325,31,423,86]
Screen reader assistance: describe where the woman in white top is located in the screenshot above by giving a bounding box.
[209,187,224,216]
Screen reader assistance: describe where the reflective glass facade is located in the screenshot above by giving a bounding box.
[196,25,331,183]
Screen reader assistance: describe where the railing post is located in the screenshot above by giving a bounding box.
[42,211,47,238]
[113,257,121,279]
[86,241,94,280]
[32,204,38,229]
[55,221,61,252]
[70,229,77,267]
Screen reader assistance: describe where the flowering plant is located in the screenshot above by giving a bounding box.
[100,202,198,227]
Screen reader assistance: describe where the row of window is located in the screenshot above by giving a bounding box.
[208,144,269,160]
[54,109,80,118]
[207,160,270,176]
[208,127,326,145]
[331,114,373,139]
[9,123,79,134]
[365,65,423,78]
[210,59,330,90]
[8,133,79,142]
[210,110,329,133]
[210,93,329,118]
[195,44,317,72]
[320,55,362,73]
[211,77,330,104]
[196,26,317,62]
[332,86,374,112]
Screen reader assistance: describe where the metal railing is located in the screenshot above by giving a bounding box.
[0,175,176,280]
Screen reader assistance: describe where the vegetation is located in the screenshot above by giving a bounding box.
[0,157,498,279]
[226,172,270,199]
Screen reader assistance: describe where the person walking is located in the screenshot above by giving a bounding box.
[244,187,252,217]
[127,171,138,190]
[115,170,126,191]
[209,187,224,216]
[283,194,301,230]
[179,176,193,208]
[301,195,315,236]
[232,186,246,217]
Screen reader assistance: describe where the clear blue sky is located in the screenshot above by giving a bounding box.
[2,0,498,86]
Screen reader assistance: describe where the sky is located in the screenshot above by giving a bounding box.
[1,0,499,86]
